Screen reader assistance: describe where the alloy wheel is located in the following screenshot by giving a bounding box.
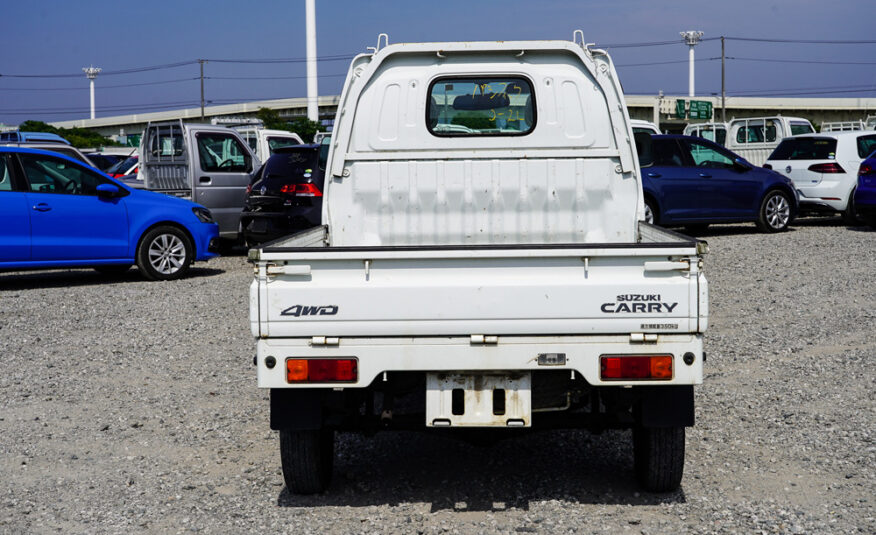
[148,234,186,275]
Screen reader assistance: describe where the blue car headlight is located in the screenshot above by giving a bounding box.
[192,207,214,223]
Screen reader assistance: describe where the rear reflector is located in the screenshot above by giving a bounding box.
[600,355,673,380]
[808,162,845,174]
[286,358,357,383]
[762,163,773,170]
[280,183,323,197]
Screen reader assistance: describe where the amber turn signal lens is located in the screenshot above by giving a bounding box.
[286,359,309,382]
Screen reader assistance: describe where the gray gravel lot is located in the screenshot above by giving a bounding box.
[1,218,874,534]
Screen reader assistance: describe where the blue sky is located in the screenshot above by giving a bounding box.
[1,0,874,126]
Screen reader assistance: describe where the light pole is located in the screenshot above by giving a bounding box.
[83,66,102,119]
[305,0,318,122]
[680,31,704,97]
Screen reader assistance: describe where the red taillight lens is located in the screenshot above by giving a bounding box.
[286,358,357,383]
[280,183,323,197]
[600,355,673,381]
[859,163,875,176]
[808,162,845,174]
[246,184,253,194]
[762,163,773,170]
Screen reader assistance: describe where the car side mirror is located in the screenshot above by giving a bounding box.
[733,158,752,171]
[97,183,121,198]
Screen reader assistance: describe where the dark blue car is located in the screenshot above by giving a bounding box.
[635,134,798,233]
[0,147,220,280]
[854,151,876,228]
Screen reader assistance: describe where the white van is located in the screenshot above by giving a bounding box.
[630,119,660,135]
[725,116,815,166]
[236,127,303,162]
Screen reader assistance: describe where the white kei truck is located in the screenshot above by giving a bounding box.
[249,33,709,494]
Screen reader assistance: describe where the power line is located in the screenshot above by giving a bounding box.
[724,36,876,44]
[207,73,347,81]
[0,61,199,79]
[0,78,200,91]
[727,56,876,66]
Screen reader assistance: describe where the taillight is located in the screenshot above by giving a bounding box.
[762,163,773,170]
[246,184,252,194]
[286,358,357,383]
[808,162,845,174]
[859,162,875,176]
[600,355,673,380]
[280,183,323,197]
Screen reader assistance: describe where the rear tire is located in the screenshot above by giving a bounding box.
[633,426,685,492]
[842,190,862,226]
[756,190,791,233]
[280,428,334,494]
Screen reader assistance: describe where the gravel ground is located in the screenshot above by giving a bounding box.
[1,217,874,534]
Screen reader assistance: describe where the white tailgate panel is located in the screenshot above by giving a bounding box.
[262,254,695,337]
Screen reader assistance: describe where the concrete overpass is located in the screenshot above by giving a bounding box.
[52,93,876,142]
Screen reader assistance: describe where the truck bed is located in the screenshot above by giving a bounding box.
[250,223,708,339]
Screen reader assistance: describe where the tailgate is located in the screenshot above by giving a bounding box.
[251,241,706,338]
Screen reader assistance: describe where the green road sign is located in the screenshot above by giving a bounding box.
[675,99,686,119]
[689,100,713,120]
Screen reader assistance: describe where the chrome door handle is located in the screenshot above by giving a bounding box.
[32,203,51,212]
[647,173,661,178]
[699,173,712,178]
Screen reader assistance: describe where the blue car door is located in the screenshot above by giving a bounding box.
[19,153,130,261]
[681,138,762,219]
[0,153,30,262]
[645,138,714,222]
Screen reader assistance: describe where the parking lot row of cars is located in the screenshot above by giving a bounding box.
[2,120,876,281]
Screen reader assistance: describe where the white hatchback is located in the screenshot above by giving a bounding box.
[765,131,876,223]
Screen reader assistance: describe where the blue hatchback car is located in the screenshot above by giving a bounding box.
[0,147,219,280]
[854,151,876,228]
[635,134,798,233]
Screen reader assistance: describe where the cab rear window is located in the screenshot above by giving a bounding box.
[856,135,876,158]
[769,138,837,160]
[427,77,534,136]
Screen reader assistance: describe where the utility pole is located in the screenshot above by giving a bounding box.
[82,66,101,120]
[305,0,318,122]
[721,36,726,122]
[680,31,704,97]
[199,59,207,121]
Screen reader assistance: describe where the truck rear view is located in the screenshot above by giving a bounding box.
[249,33,708,494]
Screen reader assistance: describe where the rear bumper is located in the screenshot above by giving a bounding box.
[240,209,320,243]
[256,334,704,389]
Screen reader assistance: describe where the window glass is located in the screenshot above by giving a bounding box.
[736,120,779,144]
[0,154,13,192]
[148,124,185,158]
[769,138,837,160]
[856,135,876,158]
[428,77,534,136]
[651,139,687,167]
[106,156,138,175]
[790,122,815,135]
[19,154,107,195]
[267,137,300,154]
[684,139,735,169]
[196,133,251,172]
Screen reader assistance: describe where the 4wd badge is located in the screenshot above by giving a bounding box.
[281,305,339,317]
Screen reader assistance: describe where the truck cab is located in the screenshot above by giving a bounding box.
[139,120,259,239]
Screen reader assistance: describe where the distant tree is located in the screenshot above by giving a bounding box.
[254,108,323,142]
[287,117,322,143]
[255,107,289,131]
[19,119,119,148]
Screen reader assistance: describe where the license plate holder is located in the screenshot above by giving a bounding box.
[426,372,531,427]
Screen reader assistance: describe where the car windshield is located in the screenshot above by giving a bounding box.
[769,138,837,160]
[263,148,320,183]
[106,156,138,175]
